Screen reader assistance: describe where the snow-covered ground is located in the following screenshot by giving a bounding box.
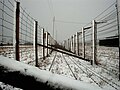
[0,56,102,90]
[0,46,120,90]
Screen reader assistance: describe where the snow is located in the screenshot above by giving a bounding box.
[0,55,102,90]
[0,46,120,90]
[41,46,120,90]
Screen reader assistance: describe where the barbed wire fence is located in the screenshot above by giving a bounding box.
[0,0,120,89]
[64,1,120,80]
[0,0,120,82]
[19,4,35,64]
[0,0,15,59]
[0,0,56,67]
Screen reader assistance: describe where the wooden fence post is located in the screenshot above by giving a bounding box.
[82,27,85,58]
[92,20,97,65]
[73,35,76,53]
[43,28,45,60]
[68,39,69,50]
[15,2,20,61]
[46,32,48,56]
[69,38,71,51]
[76,32,79,55]
[71,36,73,52]
[34,21,38,67]
[116,0,120,80]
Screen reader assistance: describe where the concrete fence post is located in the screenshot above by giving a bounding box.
[68,39,70,51]
[42,28,45,60]
[92,20,97,65]
[82,27,85,58]
[76,32,79,55]
[73,35,76,53]
[71,36,73,52]
[116,0,120,80]
[15,2,20,61]
[34,21,38,67]
[46,32,48,56]
[69,38,71,51]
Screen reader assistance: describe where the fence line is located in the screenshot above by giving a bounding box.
[0,1,56,66]
[64,1,120,80]
[0,0,120,81]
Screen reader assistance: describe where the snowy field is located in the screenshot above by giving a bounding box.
[0,46,120,90]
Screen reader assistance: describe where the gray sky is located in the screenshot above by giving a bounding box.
[20,0,115,42]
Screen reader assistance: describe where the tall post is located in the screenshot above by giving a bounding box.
[53,16,55,39]
[13,1,16,60]
[116,0,120,80]
[15,2,20,61]
[78,33,79,55]
[64,40,66,49]
[68,39,70,51]
[35,21,38,67]
[49,35,52,54]
[69,38,71,51]
[43,28,45,60]
[76,32,77,55]
[71,36,73,52]
[48,34,50,55]
[92,20,97,65]
[72,36,74,53]
[46,32,48,56]
[76,32,79,55]
[82,27,85,58]
[73,35,76,53]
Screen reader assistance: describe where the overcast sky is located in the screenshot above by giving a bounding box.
[20,0,115,42]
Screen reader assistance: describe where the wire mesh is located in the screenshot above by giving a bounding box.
[84,27,93,60]
[0,0,15,59]
[68,1,119,80]
[37,26,43,61]
[19,5,35,64]
[95,2,119,78]
[0,0,52,65]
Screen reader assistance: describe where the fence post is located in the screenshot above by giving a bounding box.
[15,2,20,61]
[48,33,50,55]
[46,32,48,56]
[49,35,52,54]
[116,0,120,80]
[72,35,74,53]
[76,32,77,55]
[42,28,45,60]
[68,39,69,51]
[71,36,73,52]
[92,20,97,65]
[118,0,120,80]
[64,40,66,49]
[34,21,38,67]
[73,35,76,53]
[76,32,79,55]
[78,33,79,55]
[82,27,85,58]
[69,38,71,51]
